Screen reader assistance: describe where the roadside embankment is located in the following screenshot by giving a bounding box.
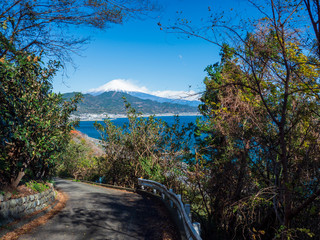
[0,185,56,227]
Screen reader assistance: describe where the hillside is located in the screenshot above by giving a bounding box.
[63,91,198,115]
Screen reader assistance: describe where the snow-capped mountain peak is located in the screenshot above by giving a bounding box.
[87,79,148,94]
[86,79,200,103]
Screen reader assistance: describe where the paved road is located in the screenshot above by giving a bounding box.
[19,179,180,240]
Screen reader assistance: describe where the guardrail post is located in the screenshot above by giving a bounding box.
[169,189,173,208]
[184,204,191,220]
[176,194,182,211]
[193,222,201,236]
[176,195,182,219]
[138,178,202,239]
[177,194,181,201]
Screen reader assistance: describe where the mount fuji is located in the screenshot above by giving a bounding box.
[86,79,201,107]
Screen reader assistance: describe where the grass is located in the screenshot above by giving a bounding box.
[25,181,49,193]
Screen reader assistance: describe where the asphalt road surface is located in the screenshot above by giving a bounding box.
[19,179,180,240]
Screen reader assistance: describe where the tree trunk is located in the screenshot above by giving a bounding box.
[233,148,248,201]
[11,171,25,188]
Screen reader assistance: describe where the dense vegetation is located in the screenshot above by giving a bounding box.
[56,130,104,180]
[0,0,155,188]
[2,1,320,240]
[94,99,194,188]
[60,2,320,240]
[58,99,194,188]
[0,52,81,188]
[163,1,320,239]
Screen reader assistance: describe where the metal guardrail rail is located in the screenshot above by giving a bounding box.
[138,178,202,240]
[80,180,135,192]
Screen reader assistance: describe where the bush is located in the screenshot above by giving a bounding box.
[0,52,81,188]
[26,180,50,193]
[94,99,194,189]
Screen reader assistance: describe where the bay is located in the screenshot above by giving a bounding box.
[76,115,199,140]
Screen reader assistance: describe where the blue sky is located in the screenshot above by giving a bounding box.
[52,0,252,95]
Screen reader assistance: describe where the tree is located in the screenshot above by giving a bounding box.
[94,99,193,188]
[302,0,320,58]
[56,131,103,180]
[0,0,157,188]
[0,50,82,188]
[164,1,320,239]
[0,0,156,62]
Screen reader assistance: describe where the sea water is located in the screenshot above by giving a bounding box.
[76,115,199,140]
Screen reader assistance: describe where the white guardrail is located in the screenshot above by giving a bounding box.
[138,178,202,240]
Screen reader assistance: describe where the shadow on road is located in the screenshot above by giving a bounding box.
[20,179,180,240]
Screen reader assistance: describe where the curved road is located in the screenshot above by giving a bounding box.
[19,179,180,240]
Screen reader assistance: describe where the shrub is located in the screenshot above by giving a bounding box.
[26,180,50,193]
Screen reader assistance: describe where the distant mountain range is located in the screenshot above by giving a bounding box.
[86,79,201,106]
[127,91,200,107]
[63,79,201,116]
[63,91,199,115]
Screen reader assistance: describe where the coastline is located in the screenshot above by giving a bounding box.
[71,112,201,121]
[76,115,199,140]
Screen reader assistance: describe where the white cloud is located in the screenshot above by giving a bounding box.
[86,79,148,94]
[151,90,199,101]
[86,79,200,101]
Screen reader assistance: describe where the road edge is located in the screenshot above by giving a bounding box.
[0,190,68,240]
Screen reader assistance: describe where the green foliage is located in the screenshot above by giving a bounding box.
[56,134,101,180]
[192,36,320,238]
[181,3,320,239]
[274,226,315,239]
[94,98,193,188]
[26,180,49,193]
[0,47,81,188]
[139,157,165,183]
